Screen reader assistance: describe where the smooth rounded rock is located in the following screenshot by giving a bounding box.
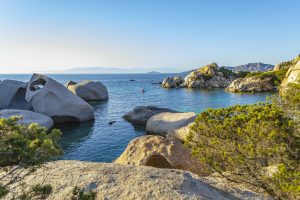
[0,109,54,130]
[146,112,196,135]
[115,135,204,176]
[123,106,178,125]
[67,80,109,101]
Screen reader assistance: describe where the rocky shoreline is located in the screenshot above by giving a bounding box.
[0,55,299,199]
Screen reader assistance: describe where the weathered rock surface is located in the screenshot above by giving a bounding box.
[0,80,31,110]
[123,106,178,125]
[0,160,267,200]
[25,74,94,123]
[115,135,204,176]
[0,109,54,130]
[281,60,300,87]
[146,112,196,135]
[162,76,184,88]
[226,76,275,93]
[167,122,194,142]
[184,63,234,88]
[67,80,109,101]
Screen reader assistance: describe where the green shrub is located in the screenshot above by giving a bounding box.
[186,103,299,199]
[0,116,62,198]
[0,116,62,167]
[245,68,288,86]
[72,186,96,200]
[218,67,237,78]
[19,184,53,200]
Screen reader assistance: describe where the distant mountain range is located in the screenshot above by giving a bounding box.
[224,63,274,72]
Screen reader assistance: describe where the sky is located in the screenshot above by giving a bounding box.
[0,0,299,73]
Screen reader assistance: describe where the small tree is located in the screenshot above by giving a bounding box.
[0,116,62,198]
[186,103,299,199]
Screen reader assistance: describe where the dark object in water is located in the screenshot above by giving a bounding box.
[142,89,145,93]
[108,121,116,125]
[130,79,135,82]
[152,81,162,84]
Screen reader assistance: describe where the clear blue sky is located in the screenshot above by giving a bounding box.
[0,0,299,73]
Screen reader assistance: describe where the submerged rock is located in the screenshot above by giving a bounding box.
[226,76,275,93]
[25,74,94,123]
[0,109,54,130]
[67,80,109,101]
[123,106,177,125]
[0,160,267,200]
[115,135,204,176]
[146,112,196,135]
[0,80,31,110]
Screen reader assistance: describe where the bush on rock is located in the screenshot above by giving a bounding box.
[186,103,299,199]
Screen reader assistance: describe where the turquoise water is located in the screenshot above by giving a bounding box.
[0,74,272,162]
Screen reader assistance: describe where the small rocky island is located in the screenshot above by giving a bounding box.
[162,63,236,88]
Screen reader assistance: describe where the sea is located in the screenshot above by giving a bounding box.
[0,74,272,162]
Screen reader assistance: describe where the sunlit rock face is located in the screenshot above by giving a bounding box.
[114,135,204,176]
[226,76,275,93]
[162,63,235,89]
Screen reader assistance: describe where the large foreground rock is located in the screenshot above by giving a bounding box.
[146,112,196,135]
[67,80,109,101]
[0,160,267,200]
[0,109,54,130]
[123,106,178,125]
[25,74,94,123]
[0,80,31,110]
[115,135,204,176]
[226,76,275,93]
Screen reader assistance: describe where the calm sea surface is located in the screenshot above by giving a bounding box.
[0,74,272,162]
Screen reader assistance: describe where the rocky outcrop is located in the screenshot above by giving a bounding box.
[123,106,177,125]
[0,160,267,200]
[0,80,31,110]
[162,63,235,89]
[226,76,275,93]
[146,112,196,135]
[183,63,234,88]
[25,74,94,123]
[162,76,183,88]
[115,135,204,175]
[66,80,109,101]
[0,109,54,130]
[281,60,300,87]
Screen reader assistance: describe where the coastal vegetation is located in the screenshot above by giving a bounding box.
[186,88,300,199]
[0,117,62,199]
[244,68,288,86]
